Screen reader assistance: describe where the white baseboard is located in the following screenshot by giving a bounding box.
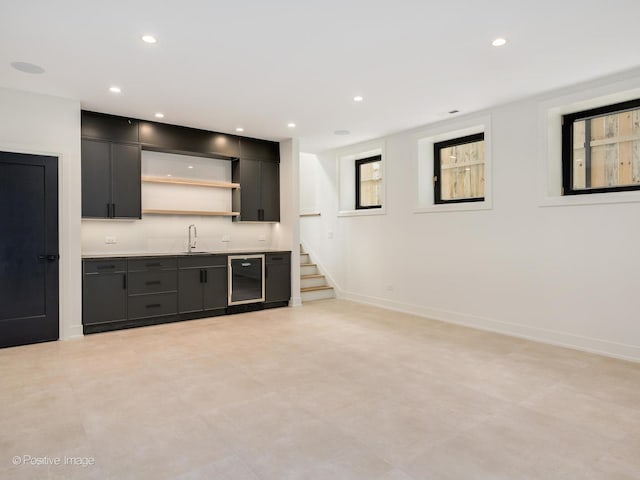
[340,290,640,363]
[290,296,303,307]
[61,323,84,340]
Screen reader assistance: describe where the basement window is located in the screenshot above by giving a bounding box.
[355,155,382,209]
[562,98,640,195]
[433,133,485,204]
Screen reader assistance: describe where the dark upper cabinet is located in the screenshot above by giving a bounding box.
[265,253,291,303]
[260,161,280,222]
[239,137,279,162]
[139,121,240,158]
[81,139,111,218]
[111,143,142,218]
[81,111,139,144]
[81,139,141,219]
[232,158,280,222]
[82,260,127,327]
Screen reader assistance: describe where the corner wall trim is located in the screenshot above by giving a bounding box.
[340,291,640,363]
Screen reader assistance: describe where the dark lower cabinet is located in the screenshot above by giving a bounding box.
[265,253,291,304]
[81,139,141,219]
[178,255,227,313]
[203,267,227,310]
[82,260,127,327]
[82,251,288,334]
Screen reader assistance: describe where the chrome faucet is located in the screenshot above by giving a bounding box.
[188,224,197,253]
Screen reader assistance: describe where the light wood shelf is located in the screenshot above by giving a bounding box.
[142,209,239,217]
[141,176,240,189]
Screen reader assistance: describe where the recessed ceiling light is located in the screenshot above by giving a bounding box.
[492,37,507,47]
[287,123,296,128]
[188,165,194,169]
[154,112,164,118]
[334,130,350,136]
[353,95,364,102]
[167,174,172,177]
[109,86,121,94]
[10,61,45,74]
[142,35,157,44]
[235,127,244,132]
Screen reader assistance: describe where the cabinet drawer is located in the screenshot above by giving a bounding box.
[128,293,177,319]
[84,260,126,274]
[266,252,290,264]
[128,257,177,272]
[128,271,177,294]
[178,255,227,269]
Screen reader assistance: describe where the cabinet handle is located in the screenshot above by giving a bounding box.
[204,270,208,283]
[271,257,283,261]
[199,270,204,283]
[146,263,162,267]
[107,203,112,217]
[145,303,161,309]
[145,280,161,285]
[123,274,127,289]
[265,266,269,278]
[112,203,116,217]
[241,262,251,267]
[97,265,116,270]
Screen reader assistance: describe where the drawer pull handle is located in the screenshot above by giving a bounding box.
[146,263,162,267]
[145,280,161,285]
[146,303,161,309]
[241,262,251,267]
[97,265,116,270]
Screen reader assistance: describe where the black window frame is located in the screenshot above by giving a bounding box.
[433,132,485,204]
[562,98,640,196]
[355,155,382,210]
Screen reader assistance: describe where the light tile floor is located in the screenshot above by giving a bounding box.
[1,299,639,479]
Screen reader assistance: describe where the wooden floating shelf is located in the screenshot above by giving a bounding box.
[141,176,240,189]
[142,209,239,217]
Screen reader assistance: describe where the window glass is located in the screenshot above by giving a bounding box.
[356,156,382,209]
[563,99,640,195]
[434,133,485,204]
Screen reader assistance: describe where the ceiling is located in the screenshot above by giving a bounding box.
[1,0,639,153]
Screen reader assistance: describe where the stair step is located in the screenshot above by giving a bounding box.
[301,287,335,302]
[300,285,334,293]
[300,263,316,267]
[301,274,324,279]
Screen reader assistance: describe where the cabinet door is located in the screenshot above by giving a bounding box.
[265,263,291,303]
[81,139,111,218]
[111,143,141,218]
[83,273,127,325]
[260,161,280,222]
[178,269,204,313]
[239,158,261,221]
[203,266,227,310]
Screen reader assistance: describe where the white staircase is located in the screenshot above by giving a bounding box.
[300,245,335,302]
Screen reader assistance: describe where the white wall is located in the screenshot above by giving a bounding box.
[273,139,301,306]
[0,87,82,340]
[299,152,318,214]
[301,68,640,361]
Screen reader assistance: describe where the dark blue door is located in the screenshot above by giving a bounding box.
[0,151,59,348]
